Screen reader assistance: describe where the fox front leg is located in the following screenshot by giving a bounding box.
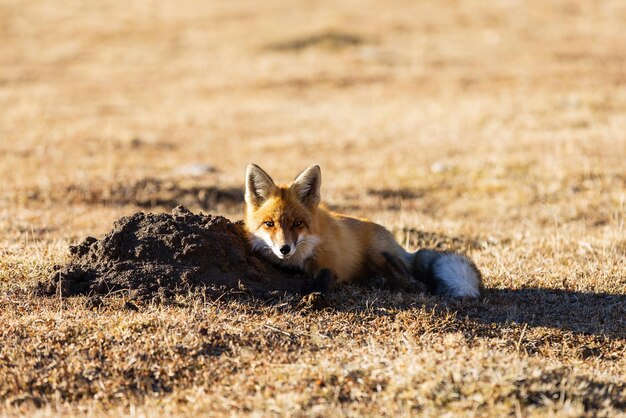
[301,268,337,296]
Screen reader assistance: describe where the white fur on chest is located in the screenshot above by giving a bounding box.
[248,232,321,272]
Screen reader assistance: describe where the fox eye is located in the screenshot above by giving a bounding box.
[293,220,303,227]
[264,220,274,227]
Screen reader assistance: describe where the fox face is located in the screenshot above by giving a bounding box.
[244,164,322,269]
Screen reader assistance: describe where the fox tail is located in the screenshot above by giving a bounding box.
[410,249,483,298]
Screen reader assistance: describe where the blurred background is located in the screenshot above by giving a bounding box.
[2,3,625,414]
[1,0,625,286]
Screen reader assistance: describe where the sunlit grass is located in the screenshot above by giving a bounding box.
[1,0,625,415]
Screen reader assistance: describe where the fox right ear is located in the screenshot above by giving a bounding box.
[245,164,277,207]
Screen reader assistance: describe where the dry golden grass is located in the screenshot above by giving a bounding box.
[1,0,625,416]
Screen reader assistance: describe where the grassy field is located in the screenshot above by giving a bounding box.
[1,0,625,416]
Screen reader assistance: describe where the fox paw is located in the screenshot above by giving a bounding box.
[298,292,328,310]
[369,275,387,289]
[406,279,428,293]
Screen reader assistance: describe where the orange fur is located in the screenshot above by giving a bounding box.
[244,164,412,287]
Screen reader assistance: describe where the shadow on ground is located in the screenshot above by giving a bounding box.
[328,286,626,342]
[462,288,625,338]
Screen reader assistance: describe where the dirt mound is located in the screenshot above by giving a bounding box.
[41,206,311,302]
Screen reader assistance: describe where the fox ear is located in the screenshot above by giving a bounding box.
[291,165,321,208]
[245,164,277,207]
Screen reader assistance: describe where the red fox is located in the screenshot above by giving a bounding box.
[244,164,483,298]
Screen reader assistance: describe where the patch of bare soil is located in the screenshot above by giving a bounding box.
[265,30,365,51]
[103,178,244,211]
[39,206,310,303]
[16,179,244,211]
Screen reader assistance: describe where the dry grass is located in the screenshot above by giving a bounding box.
[1,0,625,416]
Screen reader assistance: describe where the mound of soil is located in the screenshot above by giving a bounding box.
[41,206,311,302]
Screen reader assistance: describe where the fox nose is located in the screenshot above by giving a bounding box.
[279,245,291,255]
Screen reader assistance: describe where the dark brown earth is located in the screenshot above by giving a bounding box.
[40,206,311,303]
[16,178,244,211]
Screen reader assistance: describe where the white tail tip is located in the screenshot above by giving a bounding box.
[432,253,482,298]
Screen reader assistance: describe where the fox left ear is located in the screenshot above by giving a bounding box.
[291,165,321,208]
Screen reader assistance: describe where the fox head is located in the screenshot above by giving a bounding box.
[244,164,322,267]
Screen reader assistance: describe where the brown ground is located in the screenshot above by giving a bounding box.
[1,0,625,416]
